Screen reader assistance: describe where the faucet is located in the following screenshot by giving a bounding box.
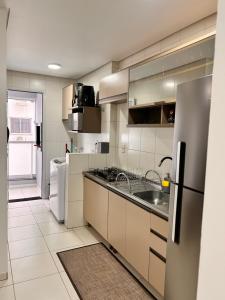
[144,170,162,188]
[158,156,172,167]
[116,172,131,193]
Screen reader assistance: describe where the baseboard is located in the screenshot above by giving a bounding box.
[0,272,8,281]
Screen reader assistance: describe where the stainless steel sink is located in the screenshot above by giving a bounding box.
[133,190,169,206]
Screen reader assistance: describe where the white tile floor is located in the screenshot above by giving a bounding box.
[8,184,41,200]
[1,198,100,300]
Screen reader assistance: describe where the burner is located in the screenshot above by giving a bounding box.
[88,167,139,183]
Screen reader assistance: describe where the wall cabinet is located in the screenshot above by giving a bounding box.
[108,191,126,256]
[125,201,151,281]
[62,84,74,120]
[83,178,108,240]
[99,69,129,104]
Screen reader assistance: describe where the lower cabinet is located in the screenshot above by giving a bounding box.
[83,178,108,240]
[108,191,126,256]
[83,178,169,298]
[149,251,166,297]
[125,201,151,281]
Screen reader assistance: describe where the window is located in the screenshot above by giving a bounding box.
[10,118,32,134]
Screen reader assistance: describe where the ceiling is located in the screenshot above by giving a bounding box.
[5,0,217,79]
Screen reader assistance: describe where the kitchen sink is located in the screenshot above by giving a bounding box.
[133,190,169,206]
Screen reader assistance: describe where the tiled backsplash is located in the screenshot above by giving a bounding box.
[112,103,174,178]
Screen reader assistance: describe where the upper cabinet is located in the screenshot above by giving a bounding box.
[128,36,215,127]
[99,69,129,104]
[62,84,74,120]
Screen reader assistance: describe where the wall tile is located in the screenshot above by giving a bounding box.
[127,150,140,173]
[128,128,141,151]
[155,128,174,155]
[139,152,155,175]
[116,147,128,170]
[66,201,85,228]
[140,128,156,153]
[68,154,89,174]
[68,174,83,201]
[88,154,107,169]
[116,122,128,148]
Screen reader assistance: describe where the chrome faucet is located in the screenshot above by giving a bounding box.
[144,169,162,188]
[116,172,131,193]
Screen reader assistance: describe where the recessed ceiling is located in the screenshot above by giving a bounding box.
[5,0,217,78]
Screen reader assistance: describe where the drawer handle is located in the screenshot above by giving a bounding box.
[150,229,167,242]
[150,248,166,263]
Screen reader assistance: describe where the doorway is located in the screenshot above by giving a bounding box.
[7,90,43,201]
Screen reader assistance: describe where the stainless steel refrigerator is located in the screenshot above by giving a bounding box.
[165,76,212,300]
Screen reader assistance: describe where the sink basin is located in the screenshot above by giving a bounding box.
[133,190,169,206]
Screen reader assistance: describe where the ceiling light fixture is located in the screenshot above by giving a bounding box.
[48,63,62,70]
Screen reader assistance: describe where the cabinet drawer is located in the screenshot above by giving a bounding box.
[149,251,166,297]
[150,232,167,258]
[151,213,169,239]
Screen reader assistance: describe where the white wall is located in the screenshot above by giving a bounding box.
[7,71,73,198]
[197,1,225,299]
[0,8,8,280]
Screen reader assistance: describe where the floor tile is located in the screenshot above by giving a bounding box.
[33,212,55,224]
[8,225,42,242]
[30,205,49,214]
[39,221,68,235]
[8,207,31,217]
[14,274,71,300]
[60,272,80,300]
[73,226,100,245]
[51,252,64,272]
[11,253,58,283]
[0,285,15,300]
[9,237,48,259]
[45,231,83,251]
[8,215,36,228]
[0,262,13,288]
[8,201,29,209]
[28,200,46,207]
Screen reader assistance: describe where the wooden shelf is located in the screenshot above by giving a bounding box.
[128,101,175,127]
[128,98,176,110]
[127,123,174,128]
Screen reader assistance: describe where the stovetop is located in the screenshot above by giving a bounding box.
[88,167,139,182]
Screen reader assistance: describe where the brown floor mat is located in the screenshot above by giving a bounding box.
[57,243,154,300]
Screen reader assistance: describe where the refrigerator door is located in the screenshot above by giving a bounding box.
[171,76,212,192]
[165,185,204,300]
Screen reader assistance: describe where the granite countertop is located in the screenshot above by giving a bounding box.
[83,171,169,220]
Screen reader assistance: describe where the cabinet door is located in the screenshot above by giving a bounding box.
[62,84,73,120]
[83,178,108,240]
[149,251,166,297]
[108,191,126,256]
[125,201,151,280]
[99,69,129,100]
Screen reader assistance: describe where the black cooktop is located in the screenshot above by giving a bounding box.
[88,167,139,182]
[89,167,120,182]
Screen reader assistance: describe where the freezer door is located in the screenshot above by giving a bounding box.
[171,76,212,192]
[165,185,204,300]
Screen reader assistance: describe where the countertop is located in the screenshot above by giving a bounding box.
[83,171,169,220]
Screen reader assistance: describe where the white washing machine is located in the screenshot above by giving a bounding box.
[49,157,66,222]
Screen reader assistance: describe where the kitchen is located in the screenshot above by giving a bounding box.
[0,1,225,300]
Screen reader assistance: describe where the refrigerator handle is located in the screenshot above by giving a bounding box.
[172,141,186,244]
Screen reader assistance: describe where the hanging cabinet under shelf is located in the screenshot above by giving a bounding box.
[128,101,176,128]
